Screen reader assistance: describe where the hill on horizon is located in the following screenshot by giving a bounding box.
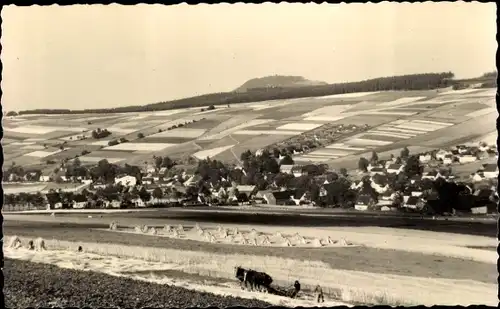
[234,75,328,92]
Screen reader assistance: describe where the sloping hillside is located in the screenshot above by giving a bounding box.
[235,75,328,92]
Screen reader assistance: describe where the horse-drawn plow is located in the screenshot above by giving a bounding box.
[235,266,301,299]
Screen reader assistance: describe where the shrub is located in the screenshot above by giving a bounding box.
[108,140,119,146]
[137,133,145,139]
[81,150,91,156]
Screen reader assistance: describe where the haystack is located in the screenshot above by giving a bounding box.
[177,224,184,232]
[28,240,35,250]
[298,236,307,245]
[326,236,335,245]
[172,229,179,238]
[249,238,257,246]
[209,235,217,243]
[227,235,235,243]
[109,221,119,231]
[34,237,46,251]
[134,225,143,233]
[217,225,223,232]
[261,237,271,246]
[220,228,228,238]
[240,238,248,245]
[283,238,292,247]
[8,236,22,249]
[195,223,201,231]
[50,212,56,217]
[149,227,157,235]
[141,225,150,233]
[198,228,205,236]
[275,232,283,238]
[163,225,172,233]
[339,238,349,246]
[312,238,323,247]
[233,227,239,235]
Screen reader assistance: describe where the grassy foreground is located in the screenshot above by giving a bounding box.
[4,258,273,308]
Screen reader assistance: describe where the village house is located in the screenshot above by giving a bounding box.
[403,196,424,210]
[183,174,202,187]
[386,164,404,175]
[367,163,384,172]
[158,167,168,175]
[458,154,477,164]
[236,185,258,200]
[114,175,137,187]
[422,170,438,180]
[436,149,452,161]
[482,164,498,179]
[72,201,87,209]
[419,153,432,164]
[279,164,294,174]
[291,165,307,177]
[355,194,375,211]
[270,190,297,205]
[39,175,51,182]
[142,174,155,185]
[443,154,453,165]
[369,167,385,176]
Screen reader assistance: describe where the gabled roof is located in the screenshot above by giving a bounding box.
[236,185,257,193]
[406,196,420,205]
[387,164,402,170]
[271,189,296,200]
[370,167,385,172]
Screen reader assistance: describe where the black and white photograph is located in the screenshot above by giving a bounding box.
[1,2,498,307]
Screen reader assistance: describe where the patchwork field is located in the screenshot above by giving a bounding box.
[3,88,496,172]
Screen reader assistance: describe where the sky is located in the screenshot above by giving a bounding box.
[1,2,497,111]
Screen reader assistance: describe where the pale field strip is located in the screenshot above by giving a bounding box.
[466,107,497,118]
[369,127,419,136]
[411,119,454,126]
[192,145,235,160]
[293,156,333,162]
[325,144,367,151]
[24,150,63,158]
[24,138,48,142]
[367,131,415,139]
[302,105,352,118]
[21,145,47,150]
[78,156,124,164]
[5,233,496,306]
[3,185,47,194]
[389,119,408,125]
[411,99,467,105]
[344,138,393,147]
[303,116,347,122]
[315,91,381,99]
[276,123,323,131]
[233,130,301,136]
[104,142,177,152]
[309,149,352,156]
[106,127,138,134]
[394,123,448,132]
[10,141,36,146]
[110,121,141,128]
[438,89,482,95]
[200,119,274,140]
[4,246,348,308]
[299,153,340,159]
[151,109,188,117]
[377,96,427,107]
[147,128,207,139]
[91,140,113,146]
[359,111,417,116]
[5,126,57,135]
[60,132,91,141]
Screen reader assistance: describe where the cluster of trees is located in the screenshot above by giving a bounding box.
[17,72,456,115]
[154,156,177,170]
[3,163,42,182]
[200,105,216,112]
[4,192,46,207]
[91,128,111,139]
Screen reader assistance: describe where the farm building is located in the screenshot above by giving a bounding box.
[419,153,432,163]
[236,185,258,199]
[436,149,452,161]
[470,172,484,183]
[291,165,307,177]
[443,155,453,165]
[114,175,137,187]
[39,175,51,182]
[270,190,297,205]
[403,196,424,210]
[355,194,375,211]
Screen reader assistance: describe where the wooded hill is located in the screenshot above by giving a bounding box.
[15,71,495,116]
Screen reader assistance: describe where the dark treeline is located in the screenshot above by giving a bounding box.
[17,72,458,115]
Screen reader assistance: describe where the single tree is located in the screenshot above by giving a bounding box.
[137,132,145,139]
[358,157,369,172]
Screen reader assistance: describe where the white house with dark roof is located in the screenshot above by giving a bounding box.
[280,165,294,174]
[386,164,404,175]
[419,153,432,164]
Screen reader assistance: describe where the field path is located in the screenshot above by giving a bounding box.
[228,135,242,163]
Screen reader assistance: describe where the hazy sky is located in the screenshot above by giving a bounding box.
[2,2,497,111]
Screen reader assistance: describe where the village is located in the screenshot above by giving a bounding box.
[3,139,498,216]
